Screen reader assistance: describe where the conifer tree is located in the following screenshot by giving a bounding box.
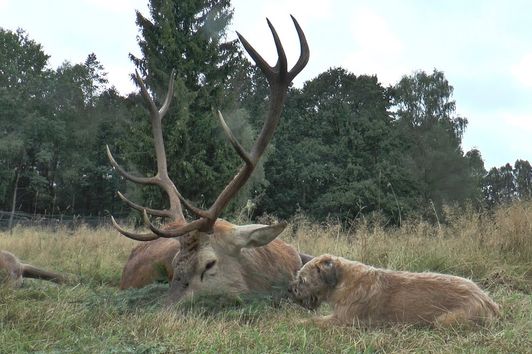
[125,0,253,214]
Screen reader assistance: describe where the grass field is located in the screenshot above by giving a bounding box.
[1,201,531,353]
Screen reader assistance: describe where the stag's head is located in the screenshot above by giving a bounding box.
[107,16,309,302]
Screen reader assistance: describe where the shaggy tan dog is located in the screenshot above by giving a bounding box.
[289,254,500,327]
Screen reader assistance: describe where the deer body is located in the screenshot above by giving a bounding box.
[120,238,179,289]
[109,16,310,302]
[0,250,66,288]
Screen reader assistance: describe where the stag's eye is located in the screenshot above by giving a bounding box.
[205,260,216,270]
[201,260,216,281]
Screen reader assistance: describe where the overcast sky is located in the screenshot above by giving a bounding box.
[0,0,530,169]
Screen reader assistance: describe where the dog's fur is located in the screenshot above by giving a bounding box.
[289,254,500,327]
[0,250,66,288]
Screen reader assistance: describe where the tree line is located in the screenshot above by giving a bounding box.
[1,0,530,226]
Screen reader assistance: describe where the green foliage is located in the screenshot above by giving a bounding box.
[484,159,532,207]
[123,0,258,215]
[514,159,532,199]
[0,28,52,214]
[0,28,130,217]
[0,19,528,226]
[391,69,484,219]
[257,68,418,223]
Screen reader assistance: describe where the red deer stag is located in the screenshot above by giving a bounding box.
[107,16,310,301]
[0,250,66,288]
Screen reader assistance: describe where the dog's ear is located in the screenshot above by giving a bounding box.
[318,258,338,287]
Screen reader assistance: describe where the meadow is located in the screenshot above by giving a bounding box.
[1,201,531,353]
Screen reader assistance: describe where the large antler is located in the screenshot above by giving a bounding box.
[148,15,309,237]
[108,15,309,240]
[106,70,188,241]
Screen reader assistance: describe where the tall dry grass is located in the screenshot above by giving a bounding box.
[0,225,137,286]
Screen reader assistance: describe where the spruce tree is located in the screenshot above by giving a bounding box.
[125,0,252,215]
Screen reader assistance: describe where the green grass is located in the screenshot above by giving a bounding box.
[1,201,531,353]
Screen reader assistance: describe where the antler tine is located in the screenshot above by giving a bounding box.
[174,188,211,219]
[106,145,158,185]
[158,109,253,221]
[266,18,288,77]
[216,110,253,166]
[142,210,208,237]
[236,32,274,82]
[110,216,159,241]
[117,191,172,218]
[159,69,176,118]
[287,15,310,82]
[135,70,158,115]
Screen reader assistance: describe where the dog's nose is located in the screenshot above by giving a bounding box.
[288,282,295,294]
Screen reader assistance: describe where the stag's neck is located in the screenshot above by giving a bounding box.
[240,239,301,293]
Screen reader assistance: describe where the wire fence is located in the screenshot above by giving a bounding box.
[0,210,129,231]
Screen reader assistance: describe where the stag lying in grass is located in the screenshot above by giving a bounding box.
[0,250,66,288]
[107,16,311,302]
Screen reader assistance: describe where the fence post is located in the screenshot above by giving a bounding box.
[8,169,21,235]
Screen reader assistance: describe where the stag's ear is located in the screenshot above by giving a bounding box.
[318,257,338,287]
[232,221,287,249]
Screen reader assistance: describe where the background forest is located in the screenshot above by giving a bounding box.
[1,0,530,229]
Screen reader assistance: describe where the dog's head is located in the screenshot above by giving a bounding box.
[288,254,340,310]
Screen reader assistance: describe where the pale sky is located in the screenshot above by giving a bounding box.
[0,0,530,169]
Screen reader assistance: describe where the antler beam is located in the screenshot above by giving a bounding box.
[107,70,187,240]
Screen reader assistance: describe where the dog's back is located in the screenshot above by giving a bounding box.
[291,254,500,327]
[374,268,500,325]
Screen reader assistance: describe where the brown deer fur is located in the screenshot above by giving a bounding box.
[119,232,312,292]
[120,219,303,300]
[120,238,179,289]
[167,224,301,301]
[289,254,500,327]
[0,250,66,288]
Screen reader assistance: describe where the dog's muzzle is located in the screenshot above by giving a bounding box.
[288,281,320,310]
